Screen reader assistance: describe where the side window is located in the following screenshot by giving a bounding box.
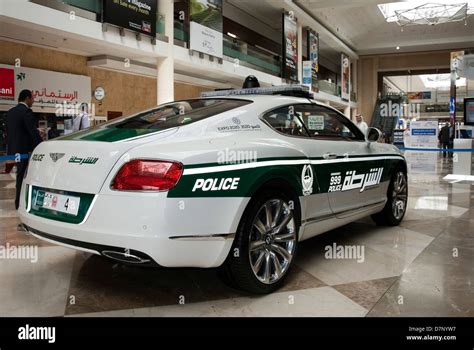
[297,105,364,141]
[262,106,310,138]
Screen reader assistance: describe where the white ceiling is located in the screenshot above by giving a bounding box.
[294,0,474,55]
[385,74,474,92]
[0,22,159,64]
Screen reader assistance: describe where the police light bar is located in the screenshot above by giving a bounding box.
[201,85,314,98]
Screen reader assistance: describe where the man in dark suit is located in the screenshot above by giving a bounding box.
[438,122,452,159]
[6,89,43,210]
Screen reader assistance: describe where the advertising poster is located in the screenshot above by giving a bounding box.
[302,61,312,87]
[103,0,157,37]
[407,91,432,100]
[282,12,298,82]
[307,29,319,92]
[0,64,91,113]
[341,53,350,101]
[189,0,223,58]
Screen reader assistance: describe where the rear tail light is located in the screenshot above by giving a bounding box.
[111,160,183,191]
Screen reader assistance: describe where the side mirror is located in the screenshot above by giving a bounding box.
[367,127,382,143]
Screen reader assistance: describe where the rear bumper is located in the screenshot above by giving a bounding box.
[19,186,248,268]
[25,226,160,266]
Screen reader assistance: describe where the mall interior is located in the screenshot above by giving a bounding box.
[0,0,473,317]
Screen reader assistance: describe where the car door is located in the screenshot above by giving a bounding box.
[260,104,333,224]
[296,104,387,217]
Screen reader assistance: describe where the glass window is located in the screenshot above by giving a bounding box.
[262,106,310,138]
[297,105,364,141]
[104,99,251,131]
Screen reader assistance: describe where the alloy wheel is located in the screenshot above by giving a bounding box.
[248,199,296,284]
[392,171,408,220]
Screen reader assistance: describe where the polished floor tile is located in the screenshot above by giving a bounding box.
[333,277,398,311]
[0,154,473,317]
[71,287,368,317]
[0,246,76,317]
[295,226,433,286]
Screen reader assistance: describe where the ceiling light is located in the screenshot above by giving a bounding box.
[419,73,467,89]
[378,1,474,26]
[227,32,237,39]
[396,46,400,50]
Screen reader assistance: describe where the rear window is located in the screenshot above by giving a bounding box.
[108,99,251,130]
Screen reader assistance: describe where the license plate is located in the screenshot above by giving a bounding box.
[35,191,80,216]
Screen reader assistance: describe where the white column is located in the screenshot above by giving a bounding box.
[157,0,174,104]
[344,105,351,119]
[352,58,358,115]
[297,23,303,84]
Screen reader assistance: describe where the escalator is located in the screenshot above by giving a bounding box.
[370,95,404,143]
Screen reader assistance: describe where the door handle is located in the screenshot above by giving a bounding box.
[323,153,338,160]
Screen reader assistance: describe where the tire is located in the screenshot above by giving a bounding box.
[371,168,408,226]
[220,189,299,294]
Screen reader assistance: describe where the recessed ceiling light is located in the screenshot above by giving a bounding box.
[396,46,400,50]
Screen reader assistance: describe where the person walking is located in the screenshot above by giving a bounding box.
[72,103,90,132]
[355,114,368,137]
[5,89,43,212]
[438,122,452,158]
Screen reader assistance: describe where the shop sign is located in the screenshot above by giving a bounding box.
[0,64,91,113]
[0,68,15,99]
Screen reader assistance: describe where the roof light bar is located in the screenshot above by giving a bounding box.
[201,85,313,98]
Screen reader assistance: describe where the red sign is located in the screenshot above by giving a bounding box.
[0,68,15,99]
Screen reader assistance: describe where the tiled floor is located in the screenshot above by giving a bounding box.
[0,153,473,317]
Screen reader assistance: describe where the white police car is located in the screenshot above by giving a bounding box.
[19,85,407,294]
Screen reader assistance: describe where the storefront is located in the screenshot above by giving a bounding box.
[0,63,92,151]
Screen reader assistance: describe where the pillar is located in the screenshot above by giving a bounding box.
[157,0,174,104]
[297,22,303,84]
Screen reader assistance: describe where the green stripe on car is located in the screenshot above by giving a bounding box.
[58,128,158,142]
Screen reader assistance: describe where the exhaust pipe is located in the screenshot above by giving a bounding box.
[101,250,151,264]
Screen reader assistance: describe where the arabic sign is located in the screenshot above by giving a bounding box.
[189,0,223,58]
[328,168,384,193]
[341,53,350,101]
[68,156,99,165]
[282,12,298,82]
[103,0,157,37]
[0,64,91,113]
